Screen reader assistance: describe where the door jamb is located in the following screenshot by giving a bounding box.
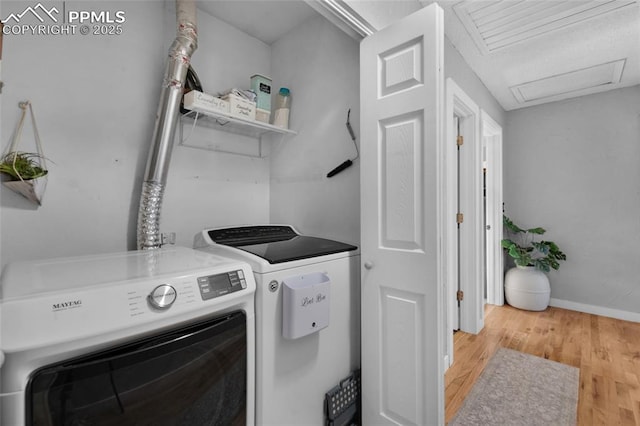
[481,110,504,306]
[444,78,483,369]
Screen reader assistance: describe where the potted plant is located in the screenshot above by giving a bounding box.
[0,151,48,205]
[501,215,567,311]
[0,151,48,180]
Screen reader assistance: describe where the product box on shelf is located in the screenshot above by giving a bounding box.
[255,108,270,123]
[250,74,272,112]
[183,91,229,115]
[222,93,256,121]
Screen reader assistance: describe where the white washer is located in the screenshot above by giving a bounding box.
[0,246,256,425]
[194,225,360,426]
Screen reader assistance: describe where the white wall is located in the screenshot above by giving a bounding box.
[161,5,272,247]
[0,2,363,269]
[269,15,360,246]
[0,0,4,269]
[504,85,640,316]
[0,2,272,268]
[444,37,505,127]
[1,1,165,267]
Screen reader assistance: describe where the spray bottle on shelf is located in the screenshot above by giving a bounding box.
[273,87,291,129]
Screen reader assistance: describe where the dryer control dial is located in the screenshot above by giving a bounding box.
[148,284,177,310]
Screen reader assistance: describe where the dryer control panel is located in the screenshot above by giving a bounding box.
[197,270,247,300]
[0,247,256,355]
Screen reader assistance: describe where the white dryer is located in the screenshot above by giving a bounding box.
[194,225,360,426]
[0,246,256,425]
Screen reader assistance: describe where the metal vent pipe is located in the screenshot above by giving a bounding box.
[137,0,197,250]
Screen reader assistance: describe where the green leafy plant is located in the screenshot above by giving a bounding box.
[501,215,566,272]
[0,152,48,181]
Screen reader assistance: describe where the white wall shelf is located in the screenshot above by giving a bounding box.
[182,109,297,138]
[178,109,296,158]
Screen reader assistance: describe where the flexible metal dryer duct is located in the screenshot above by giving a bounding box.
[137,0,197,250]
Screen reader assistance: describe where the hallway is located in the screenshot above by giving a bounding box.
[445,304,640,425]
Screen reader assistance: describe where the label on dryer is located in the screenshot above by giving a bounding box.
[51,299,83,312]
[127,291,146,317]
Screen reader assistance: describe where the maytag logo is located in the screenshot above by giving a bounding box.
[52,300,82,312]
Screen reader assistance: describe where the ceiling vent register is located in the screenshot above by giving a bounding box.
[453,0,638,54]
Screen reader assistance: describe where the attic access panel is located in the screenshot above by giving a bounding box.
[509,59,626,104]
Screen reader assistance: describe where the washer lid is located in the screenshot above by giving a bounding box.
[208,226,357,264]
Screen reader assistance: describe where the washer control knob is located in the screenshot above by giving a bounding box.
[148,284,177,310]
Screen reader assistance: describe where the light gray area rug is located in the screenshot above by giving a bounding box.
[448,348,579,426]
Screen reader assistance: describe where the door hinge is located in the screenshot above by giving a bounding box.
[457,290,464,302]
[456,213,464,224]
[456,135,464,146]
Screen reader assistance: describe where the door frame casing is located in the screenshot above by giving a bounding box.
[444,78,483,369]
[481,110,504,306]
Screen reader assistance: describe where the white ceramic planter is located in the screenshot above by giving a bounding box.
[504,266,550,311]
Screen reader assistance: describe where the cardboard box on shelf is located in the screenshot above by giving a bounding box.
[183,91,229,115]
[222,93,256,121]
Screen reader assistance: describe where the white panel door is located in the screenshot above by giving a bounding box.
[360,4,444,425]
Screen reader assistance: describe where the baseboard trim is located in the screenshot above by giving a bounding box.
[444,354,451,371]
[550,298,640,323]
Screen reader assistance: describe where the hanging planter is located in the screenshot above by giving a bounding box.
[1,151,48,205]
[1,101,48,205]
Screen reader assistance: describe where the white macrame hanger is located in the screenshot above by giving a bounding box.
[6,101,47,181]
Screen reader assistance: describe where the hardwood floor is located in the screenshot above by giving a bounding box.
[445,304,640,425]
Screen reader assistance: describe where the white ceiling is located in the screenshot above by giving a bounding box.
[196,1,318,45]
[197,0,640,111]
[435,0,640,110]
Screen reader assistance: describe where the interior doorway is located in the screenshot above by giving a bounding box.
[445,78,483,368]
[481,110,504,306]
[444,81,504,371]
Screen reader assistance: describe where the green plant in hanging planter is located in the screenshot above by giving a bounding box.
[501,215,567,272]
[0,152,48,181]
